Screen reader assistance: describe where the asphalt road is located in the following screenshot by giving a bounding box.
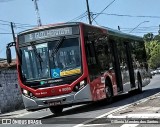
[1,75,160,127]
[39,75,160,127]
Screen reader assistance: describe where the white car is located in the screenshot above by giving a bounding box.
[157,69,160,74]
[151,70,157,75]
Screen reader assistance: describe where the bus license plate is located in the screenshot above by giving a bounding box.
[49,101,61,106]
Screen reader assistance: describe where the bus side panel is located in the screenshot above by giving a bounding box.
[103,72,118,96]
[90,77,106,101]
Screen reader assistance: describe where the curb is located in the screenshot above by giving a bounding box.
[73,92,160,127]
[106,92,160,119]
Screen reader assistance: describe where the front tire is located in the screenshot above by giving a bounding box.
[49,106,63,115]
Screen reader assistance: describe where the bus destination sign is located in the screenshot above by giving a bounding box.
[24,27,72,42]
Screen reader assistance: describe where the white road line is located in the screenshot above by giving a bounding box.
[73,92,160,127]
[80,124,109,127]
[120,124,139,127]
[108,113,160,119]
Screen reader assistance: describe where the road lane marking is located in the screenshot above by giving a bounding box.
[73,92,160,127]
[79,124,109,126]
[108,113,160,119]
[120,124,139,127]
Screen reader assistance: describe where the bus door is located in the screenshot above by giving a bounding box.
[110,39,131,93]
[110,40,123,92]
[124,42,135,88]
[85,40,106,101]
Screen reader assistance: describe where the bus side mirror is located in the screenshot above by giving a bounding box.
[6,47,12,64]
[6,42,16,64]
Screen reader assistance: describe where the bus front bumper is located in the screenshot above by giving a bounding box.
[22,84,92,111]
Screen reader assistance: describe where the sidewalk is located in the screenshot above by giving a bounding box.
[106,92,160,123]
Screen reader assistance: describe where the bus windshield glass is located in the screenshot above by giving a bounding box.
[21,37,81,81]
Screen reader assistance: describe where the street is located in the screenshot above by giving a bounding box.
[0,75,160,127]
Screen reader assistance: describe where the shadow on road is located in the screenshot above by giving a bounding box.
[40,86,160,120]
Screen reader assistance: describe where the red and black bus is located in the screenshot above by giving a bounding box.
[6,22,150,115]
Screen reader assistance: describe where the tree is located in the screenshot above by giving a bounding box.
[143,33,154,42]
[145,40,160,68]
[154,35,160,42]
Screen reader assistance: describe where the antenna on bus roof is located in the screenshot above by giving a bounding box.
[32,0,42,27]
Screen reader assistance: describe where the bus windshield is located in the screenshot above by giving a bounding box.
[21,37,81,81]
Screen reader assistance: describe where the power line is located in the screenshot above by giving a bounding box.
[0,27,10,32]
[92,15,100,26]
[0,0,15,2]
[0,23,35,31]
[0,33,17,34]
[0,23,10,26]
[0,19,36,27]
[122,28,158,31]
[121,27,159,31]
[67,12,87,22]
[121,26,159,29]
[15,26,29,29]
[94,13,160,19]
[92,0,116,21]
[77,13,88,22]
[128,31,158,34]
[121,29,158,31]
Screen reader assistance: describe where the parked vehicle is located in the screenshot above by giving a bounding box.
[151,68,160,75]
[148,69,152,78]
[156,68,160,74]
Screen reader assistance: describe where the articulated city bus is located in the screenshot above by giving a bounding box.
[6,22,150,115]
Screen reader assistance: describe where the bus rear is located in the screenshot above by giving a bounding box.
[16,23,93,114]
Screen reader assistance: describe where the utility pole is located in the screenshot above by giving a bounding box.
[86,0,92,25]
[10,22,16,42]
[32,0,42,26]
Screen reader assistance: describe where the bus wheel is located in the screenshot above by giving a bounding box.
[137,75,142,93]
[105,80,113,103]
[49,106,63,115]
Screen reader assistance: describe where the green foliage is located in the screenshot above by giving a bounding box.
[145,40,160,68]
[154,35,160,42]
[143,33,154,42]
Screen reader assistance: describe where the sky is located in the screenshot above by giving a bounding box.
[0,0,160,58]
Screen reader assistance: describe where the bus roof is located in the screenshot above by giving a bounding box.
[18,22,143,41]
[18,22,80,35]
[103,26,143,41]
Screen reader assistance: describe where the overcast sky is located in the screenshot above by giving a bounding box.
[0,0,160,58]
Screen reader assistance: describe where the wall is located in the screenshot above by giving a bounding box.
[0,68,24,114]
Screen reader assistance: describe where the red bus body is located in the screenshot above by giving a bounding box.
[14,22,150,112]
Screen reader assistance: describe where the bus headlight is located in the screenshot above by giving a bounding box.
[80,80,86,88]
[23,89,28,95]
[22,89,36,98]
[73,79,87,92]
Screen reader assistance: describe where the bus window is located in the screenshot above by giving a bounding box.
[85,40,100,81]
[131,41,147,70]
[94,37,112,72]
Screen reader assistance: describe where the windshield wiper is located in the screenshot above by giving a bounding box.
[30,42,43,71]
[51,36,66,57]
